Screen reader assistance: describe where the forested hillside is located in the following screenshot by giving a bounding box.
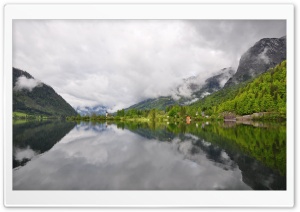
[189,60,286,117]
[217,60,286,115]
[13,68,77,118]
[126,96,176,111]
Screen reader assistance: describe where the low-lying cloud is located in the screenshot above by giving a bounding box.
[14,76,42,91]
[13,20,286,110]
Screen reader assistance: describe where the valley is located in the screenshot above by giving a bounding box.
[11,19,288,192]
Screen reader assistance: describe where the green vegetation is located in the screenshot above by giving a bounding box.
[13,111,28,118]
[13,68,77,118]
[69,61,286,122]
[217,60,286,116]
[189,60,286,119]
[13,120,76,167]
[126,96,177,111]
[14,60,286,123]
[135,120,285,175]
[187,122,286,176]
[77,119,286,176]
[13,111,48,120]
[67,106,216,123]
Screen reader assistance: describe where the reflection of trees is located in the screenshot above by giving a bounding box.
[119,120,286,190]
[190,122,286,176]
[188,127,286,190]
[79,121,108,133]
[13,121,76,168]
[122,121,175,141]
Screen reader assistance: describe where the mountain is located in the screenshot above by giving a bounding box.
[126,96,176,111]
[127,67,235,111]
[13,68,77,117]
[224,36,286,87]
[13,120,76,168]
[218,60,286,115]
[75,105,108,116]
[188,67,235,101]
[125,36,286,112]
[170,67,235,103]
[191,60,286,116]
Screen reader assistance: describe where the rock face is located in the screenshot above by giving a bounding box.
[13,67,78,117]
[127,36,286,110]
[224,36,286,87]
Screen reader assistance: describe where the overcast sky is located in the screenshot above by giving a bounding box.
[13,20,286,111]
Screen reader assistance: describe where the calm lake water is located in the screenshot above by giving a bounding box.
[13,120,286,190]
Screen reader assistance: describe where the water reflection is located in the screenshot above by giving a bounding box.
[126,121,286,189]
[13,120,76,168]
[13,120,286,190]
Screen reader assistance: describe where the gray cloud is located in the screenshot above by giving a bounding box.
[13,20,286,110]
[186,20,286,66]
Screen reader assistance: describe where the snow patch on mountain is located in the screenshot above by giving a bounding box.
[75,105,108,116]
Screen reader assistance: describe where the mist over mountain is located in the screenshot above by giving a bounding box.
[13,68,77,117]
[224,36,286,87]
[126,36,286,111]
[72,66,235,112]
[127,67,235,110]
[13,35,287,115]
[174,67,235,104]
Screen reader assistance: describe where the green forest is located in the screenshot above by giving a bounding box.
[217,60,286,115]
[189,60,286,117]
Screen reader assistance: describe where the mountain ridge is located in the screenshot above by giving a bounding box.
[190,60,286,117]
[13,67,77,117]
[126,67,235,111]
[126,36,286,111]
[75,105,108,116]
[224,36,286,87]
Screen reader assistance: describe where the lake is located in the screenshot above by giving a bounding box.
[13,120,286,190]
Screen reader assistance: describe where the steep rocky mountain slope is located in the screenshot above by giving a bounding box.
[224,36,286,87]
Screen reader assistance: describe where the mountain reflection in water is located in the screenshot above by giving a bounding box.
[13,120,286,190]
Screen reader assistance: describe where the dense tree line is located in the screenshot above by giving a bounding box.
[188,60,286,117]
[217,60,286,115]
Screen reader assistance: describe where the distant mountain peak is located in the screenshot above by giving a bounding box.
[125,36,286,111]
[75,104,108,116]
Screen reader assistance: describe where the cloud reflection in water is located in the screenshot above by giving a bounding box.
[13,122,250,190]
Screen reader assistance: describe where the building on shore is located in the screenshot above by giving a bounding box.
[186,115,191,124]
